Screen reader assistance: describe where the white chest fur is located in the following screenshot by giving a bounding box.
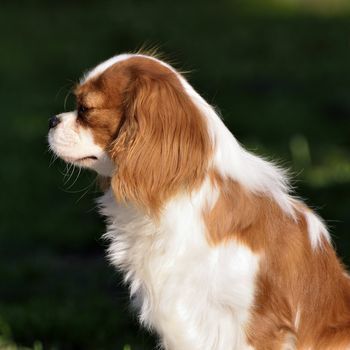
[98,187,259,350]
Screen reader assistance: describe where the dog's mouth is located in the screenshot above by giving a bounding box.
[62,155,98,164]
[79,156,98,161]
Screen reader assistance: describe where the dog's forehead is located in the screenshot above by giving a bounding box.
[75,81,102,106]
[81,91,105,108]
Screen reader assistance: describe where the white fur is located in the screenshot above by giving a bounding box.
[282,333,297,350]
[304,210,330,249]
[82,54,132,83]
[99,181,259,350]
[294,307,301,330]
[48,111,114,176]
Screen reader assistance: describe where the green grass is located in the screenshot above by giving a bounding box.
[1,0,350,348]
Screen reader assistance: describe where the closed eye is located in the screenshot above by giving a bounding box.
[78,105,88,115]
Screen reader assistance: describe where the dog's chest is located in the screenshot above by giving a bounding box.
[99,190,212,299]
[99,190,259,350]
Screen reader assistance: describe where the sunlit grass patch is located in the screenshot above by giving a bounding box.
[0,319,42,350]
[275,0,350,14]
[242,0,350,15]
[290,134,350,187]
[0,340,42,350]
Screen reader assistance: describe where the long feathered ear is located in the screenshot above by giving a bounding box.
[109,66,211,215]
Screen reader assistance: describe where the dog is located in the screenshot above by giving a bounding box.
[48,53,350,349]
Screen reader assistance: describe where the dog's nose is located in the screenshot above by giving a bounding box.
[49,115,61,129]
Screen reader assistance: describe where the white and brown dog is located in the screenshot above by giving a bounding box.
[48,53,350,350]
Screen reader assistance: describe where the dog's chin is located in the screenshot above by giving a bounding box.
[59,154,115,177]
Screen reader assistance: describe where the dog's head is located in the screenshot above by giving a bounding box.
[48,54,211,213]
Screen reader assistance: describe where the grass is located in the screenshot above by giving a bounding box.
[0,0,350,348]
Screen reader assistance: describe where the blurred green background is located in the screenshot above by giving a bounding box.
[0,0,350,349]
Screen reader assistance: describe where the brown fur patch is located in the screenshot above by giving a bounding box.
[204,171,350,349]
[109,57,211,215]
[74,65,131,147]
[75,56,211,215]
[81,91,105,109]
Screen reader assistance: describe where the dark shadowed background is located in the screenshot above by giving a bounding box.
[0,0,350,349]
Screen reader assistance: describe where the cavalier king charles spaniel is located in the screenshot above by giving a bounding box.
[48,53,350,350]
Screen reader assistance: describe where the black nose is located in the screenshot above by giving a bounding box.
[49,115,61,129]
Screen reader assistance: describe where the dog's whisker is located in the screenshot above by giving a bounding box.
[61,162,71,178]
[63,164,76,185]
[55,82,73,102]
[75,186,93,203]
[64,90,73,112]
[61,183,94,204]
[48,154,58,168]
[65,166,82,189]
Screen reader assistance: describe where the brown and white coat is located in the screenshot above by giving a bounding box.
[48,53,350,350]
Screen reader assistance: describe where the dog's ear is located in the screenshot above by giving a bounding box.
[109,67,211,215]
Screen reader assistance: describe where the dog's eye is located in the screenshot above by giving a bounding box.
[78,105,87,115]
